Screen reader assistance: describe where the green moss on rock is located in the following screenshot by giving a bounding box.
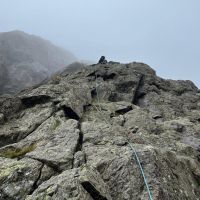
[0,143,37,159]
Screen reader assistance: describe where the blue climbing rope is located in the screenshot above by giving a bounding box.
[128,142,153,200]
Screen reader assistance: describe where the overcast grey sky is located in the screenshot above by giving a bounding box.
[0,0,200,87]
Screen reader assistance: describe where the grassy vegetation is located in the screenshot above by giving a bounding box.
[0,143,37,159]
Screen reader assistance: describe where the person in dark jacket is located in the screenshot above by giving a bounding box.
[98,56,107,64]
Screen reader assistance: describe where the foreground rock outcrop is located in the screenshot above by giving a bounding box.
[0,62,199,199]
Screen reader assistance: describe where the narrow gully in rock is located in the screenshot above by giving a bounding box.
[62,106,82,149]
[77,121,84,152]
[132,74,145,105]
[81,181,108,200]
[72,120,84,169]
[21,95,51,108]
[61,104,85,169]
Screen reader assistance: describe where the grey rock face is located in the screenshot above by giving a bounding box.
[0,62,199,199]
[0,157,42,200]
[0,102,54,147]
[0,95,22,118]
[26,165,112,200]
[0,30,77,94]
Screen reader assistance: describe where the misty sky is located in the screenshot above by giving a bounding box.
[0,0,200,87]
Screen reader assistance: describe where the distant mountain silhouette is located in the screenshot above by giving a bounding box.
[0,30,77,94]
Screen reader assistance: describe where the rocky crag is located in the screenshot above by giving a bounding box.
[0,62,199,200]
[0,30,77,94]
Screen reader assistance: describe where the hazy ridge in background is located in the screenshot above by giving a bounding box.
[0,30,77,94]
[1,0,199,87]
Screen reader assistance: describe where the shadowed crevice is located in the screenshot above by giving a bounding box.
[62,106,80,120]
[81,181,108,200]
[21,95,51,108]
[132,74,145,105]
[91,89,97,99]
[102,73,116,81]
[115,106,133,115]
[87,71,116,81]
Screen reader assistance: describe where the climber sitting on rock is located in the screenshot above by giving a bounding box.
[98,56,107,64]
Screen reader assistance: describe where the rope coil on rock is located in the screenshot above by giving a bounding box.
[94,67,154,200]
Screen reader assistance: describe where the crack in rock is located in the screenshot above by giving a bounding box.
[28,163,44,195]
